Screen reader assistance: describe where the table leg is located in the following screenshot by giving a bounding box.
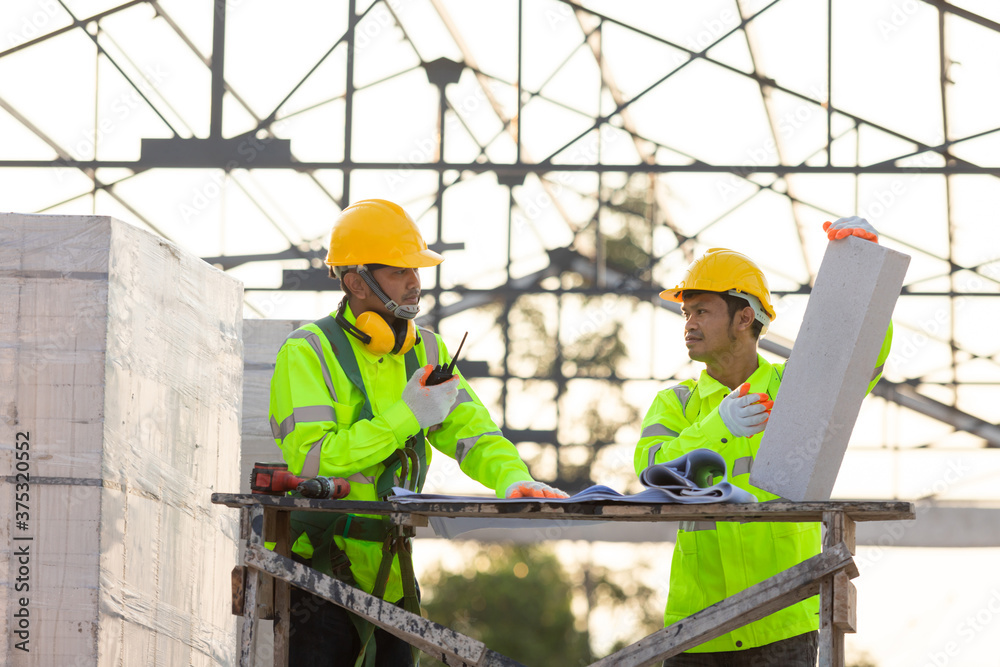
[240,505,264,667]
[820,511,855,667]
[272,510,291,666]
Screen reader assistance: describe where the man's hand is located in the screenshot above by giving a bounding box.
[505,481,569,499]
[718,383,772,438]
[402,364,460,429]
[823,216,879,243]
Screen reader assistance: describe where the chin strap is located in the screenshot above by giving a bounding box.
[726,289,771,335]
[356,265,419,320]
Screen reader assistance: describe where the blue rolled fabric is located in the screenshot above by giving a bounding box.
[638,449,757,504]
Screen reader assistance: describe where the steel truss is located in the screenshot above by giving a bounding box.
[2,0,998,496]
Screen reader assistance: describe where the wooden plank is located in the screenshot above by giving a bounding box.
[272,510,291,667]
[833,572,857,633]
[258,507,276,620]
[210,493,917,523]
[590,542,858,667]
[478,650,527,667]
[393,511,429,527]
[240,505,264,667]
[824,511,844,546]
[844,515,857,554]
[231,565,247,616]
[243,544,527,667]
[820,575,840,667]
[820,511,848,667]
[240,568,262,667]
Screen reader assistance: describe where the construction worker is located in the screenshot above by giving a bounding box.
[269,198,567,667]
[635,217,892,666]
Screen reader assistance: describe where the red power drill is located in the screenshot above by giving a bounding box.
[250,462,351,499]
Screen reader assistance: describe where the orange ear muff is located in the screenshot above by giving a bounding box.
[395,319,416,355]
[354,312,416,356]
[355,312,396,356]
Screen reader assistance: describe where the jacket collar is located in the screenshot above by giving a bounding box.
[696,353,774,397]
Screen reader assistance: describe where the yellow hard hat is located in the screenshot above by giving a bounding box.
[325,199,444,270]
[660,248,776,323]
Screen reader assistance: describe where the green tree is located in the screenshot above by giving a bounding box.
[577,559,664,655]
[420,544,592,666]
[847,653,878,667]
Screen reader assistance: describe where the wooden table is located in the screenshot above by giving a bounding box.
[212,493,914,667]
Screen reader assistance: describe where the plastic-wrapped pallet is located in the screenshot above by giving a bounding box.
[0,214,243,666]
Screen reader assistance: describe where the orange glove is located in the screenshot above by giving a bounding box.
[718,383,771,437]
[746,384,774,413]
[505,481,569,499]
[742,383,773,412]
[823,217,878,243]
[402,365,460,429]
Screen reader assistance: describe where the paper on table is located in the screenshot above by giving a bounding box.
[392,448,755,538]
[393,448,755,505]
[392,483,754,505]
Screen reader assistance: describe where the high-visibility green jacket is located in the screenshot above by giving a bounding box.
[634,323,892,652]
[269,303,534,603]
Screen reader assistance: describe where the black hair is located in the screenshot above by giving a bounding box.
[681,290,763,339]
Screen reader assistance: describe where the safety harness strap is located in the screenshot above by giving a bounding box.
[396,533,422,664]
[289,513,391,578]
[315,313,427,497]
[291,313,427,666]
[373,346,427,498]
[313,315,374,420]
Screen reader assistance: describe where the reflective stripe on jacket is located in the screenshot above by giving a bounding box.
[269,302,533,602]
[634,323,892,652]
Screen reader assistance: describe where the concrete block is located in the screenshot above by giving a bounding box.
[240,319,308,494]
[241,319,307,667]
[0,213,242,666]
[750,237,910,501]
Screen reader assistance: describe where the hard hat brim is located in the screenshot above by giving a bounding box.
[325,247,444,268]
[659,287,683,302]
[660,284,776,326]
[398,247,445,268]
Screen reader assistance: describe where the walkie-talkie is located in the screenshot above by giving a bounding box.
[425,332,468,386]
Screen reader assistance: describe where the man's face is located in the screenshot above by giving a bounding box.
[370,265,421,313]
[680,292,738,363]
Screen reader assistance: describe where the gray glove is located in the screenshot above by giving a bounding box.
[717,383,772,438]
[402,364,460,429]
[505,480,569,498]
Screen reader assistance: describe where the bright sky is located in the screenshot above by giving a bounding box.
[3,0,1000,664]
